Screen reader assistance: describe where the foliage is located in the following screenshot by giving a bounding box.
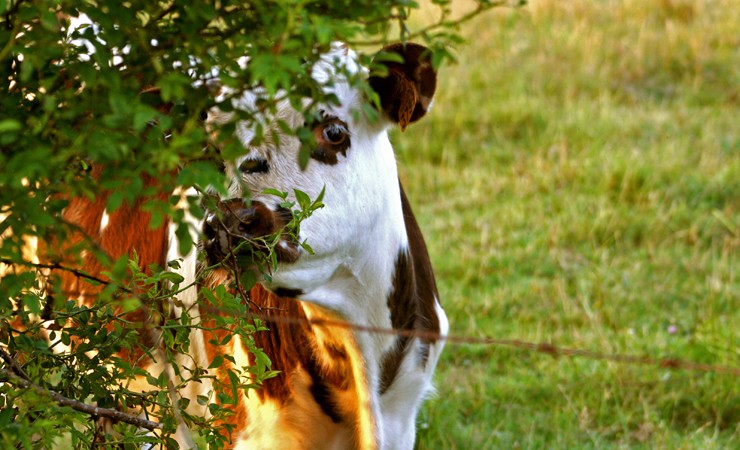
[0,0,504,447]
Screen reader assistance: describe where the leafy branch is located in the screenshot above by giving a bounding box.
[350,0,521,46]
[0,0,498,446]
[0,369,163,431]
[0,345,163,431]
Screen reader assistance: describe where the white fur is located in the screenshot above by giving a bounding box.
[380,300,448,448]
[167,187,200,309]
[99,209,110,234]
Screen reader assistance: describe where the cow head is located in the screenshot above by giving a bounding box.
[203,43,436,305]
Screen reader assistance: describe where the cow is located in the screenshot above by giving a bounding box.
[22,42,446,450]
[195,42,448,449]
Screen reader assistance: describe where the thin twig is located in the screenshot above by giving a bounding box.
[0,368,163,430]
[349,0,513,46]
[145,3,178,28]
[0,18,21,62]
[0,259,123,292]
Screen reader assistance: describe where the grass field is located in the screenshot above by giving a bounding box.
[394,1,739,448]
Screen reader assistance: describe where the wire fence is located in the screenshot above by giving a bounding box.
[2,271,737,438]
[245,311,740,377]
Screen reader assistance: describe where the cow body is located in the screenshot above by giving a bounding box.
[30,43,446,450]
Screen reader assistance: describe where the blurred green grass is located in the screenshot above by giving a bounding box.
[397,1,738,448]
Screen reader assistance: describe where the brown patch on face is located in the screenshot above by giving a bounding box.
[310,117,351,165]
[202,199,299,268]
[379,183,441,394]
[368,43,437,131]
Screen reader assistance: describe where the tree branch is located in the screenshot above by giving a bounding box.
[0,368,163,431]
[0,258,118,290]
[0,345,29,380]
[349,0,515,46]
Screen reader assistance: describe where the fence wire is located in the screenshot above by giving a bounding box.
[244,310,740,377]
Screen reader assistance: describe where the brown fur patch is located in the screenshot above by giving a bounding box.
[379,183,441,394]
[203,200,299,268]
[44,165,171,365]
[246,288,350,413]
[197,273,353,426]
[369,43,437,131]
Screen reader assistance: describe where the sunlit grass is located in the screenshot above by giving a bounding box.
[397,0,738,448]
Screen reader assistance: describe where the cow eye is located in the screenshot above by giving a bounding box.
[238,158,269,174]
[322,122,348,145]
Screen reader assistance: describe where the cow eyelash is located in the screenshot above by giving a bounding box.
[321,122,348,145]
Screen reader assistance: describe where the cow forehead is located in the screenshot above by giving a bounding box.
[311,43,362,86]
[311,44,366,117]
[221,44,367,149]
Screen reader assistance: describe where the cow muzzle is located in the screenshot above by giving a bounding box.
[202,199,300,267]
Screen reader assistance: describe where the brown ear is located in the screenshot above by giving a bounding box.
[368,43,437,131]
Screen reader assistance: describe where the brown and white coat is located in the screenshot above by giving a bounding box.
[46,43,447,450]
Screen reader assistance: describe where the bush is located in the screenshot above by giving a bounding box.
[0,0,503,447]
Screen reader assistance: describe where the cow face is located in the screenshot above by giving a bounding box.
[203,43,436,302]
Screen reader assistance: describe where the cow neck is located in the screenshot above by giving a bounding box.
[378,183,442,394]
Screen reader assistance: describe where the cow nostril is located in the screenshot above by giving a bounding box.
[235,208,255,235]
[237,221,250,235]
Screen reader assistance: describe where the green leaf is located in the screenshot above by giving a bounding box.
[0,119,21,133]
[120,297,141,313]
[262,188,288,200]
[158,271,185,284]
[298,140,312,169]
[227,370,240,405]
[157,73,191,102]
[294,189,311,210]
[106,190,124,212]
[209,355,224,369]
[133,104,158,131]
[238,270,257,292]
[40,10,59,32]
[300,240,315,255]
[176,222,193,256]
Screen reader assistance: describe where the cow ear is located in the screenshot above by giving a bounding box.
[368,43,437,131]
